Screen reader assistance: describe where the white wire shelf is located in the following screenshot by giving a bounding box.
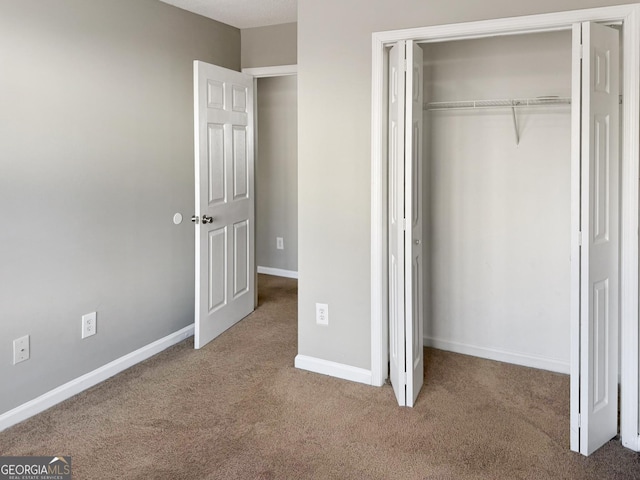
[423,96,572,146]
[424,96,571,111]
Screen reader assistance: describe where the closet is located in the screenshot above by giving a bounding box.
[376,6,640,458]
[421,31,574,373]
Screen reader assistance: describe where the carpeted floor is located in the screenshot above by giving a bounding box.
[1,274,639,479]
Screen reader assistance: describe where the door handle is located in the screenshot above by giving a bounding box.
[202,215,214,224]
[191,215,199,224]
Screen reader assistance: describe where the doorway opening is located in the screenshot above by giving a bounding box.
[242,66,299,300]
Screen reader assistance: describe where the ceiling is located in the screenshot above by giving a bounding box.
[158,0,297,29]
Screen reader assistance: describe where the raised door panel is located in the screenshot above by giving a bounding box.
[592,279,609,412]
[593,115,610,245]
[233,220,250,298]
[208,124,226,206]
[207,80,225,109]
[233,126,249,200]
[232,85,248,113]
[208,227,227,313]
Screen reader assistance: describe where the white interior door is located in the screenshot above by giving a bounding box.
[577,21,620,456]
[388,41,424,407]
[193,61,255,349]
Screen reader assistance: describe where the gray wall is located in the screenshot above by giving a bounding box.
[0,0,239,415]
[256,76,298,272]
[423,32,572,370]
[297,0,635,370]
[241,23,297,69]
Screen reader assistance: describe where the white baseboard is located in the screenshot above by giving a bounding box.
[257,266,298,279]
[0,324,195,432]
[425,336,570,375]
[622,435,640,452]
[295,355,372,385]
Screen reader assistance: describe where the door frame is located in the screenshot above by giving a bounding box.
[240,64,298,306]
[370,4,640,452]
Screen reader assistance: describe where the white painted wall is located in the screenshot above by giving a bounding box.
[241,23,297,69]
[256,76,298,273]
[297,0,633,371]
[0,0,239,416]
[422,32,573,372]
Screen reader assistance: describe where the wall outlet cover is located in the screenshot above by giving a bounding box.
[82,312,97,339]
[316,303,329,326]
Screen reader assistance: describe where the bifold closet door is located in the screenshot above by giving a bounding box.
[573,21,620,456]
[388,42,407,407]
[388,40,424,407]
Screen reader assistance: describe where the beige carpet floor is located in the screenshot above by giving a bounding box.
[1,274,639,479]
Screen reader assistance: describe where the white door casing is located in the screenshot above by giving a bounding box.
[194,61,255,349]
[388,41,425,407]
[388,42,407,406]
[578,22,620,456]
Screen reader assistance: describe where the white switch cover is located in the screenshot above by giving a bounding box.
[316,303,329,326]
[276,237,284,250]
[82,312,97,339]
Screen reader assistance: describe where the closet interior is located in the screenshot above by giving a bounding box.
[420,31,575,373]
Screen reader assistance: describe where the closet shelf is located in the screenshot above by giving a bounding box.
[424,96,571,111]
[424,96,571,146]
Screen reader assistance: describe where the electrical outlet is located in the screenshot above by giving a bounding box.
[316,303,329,326]
[276,237,284,250]
[82,312,97,339]
[13,335,29,364]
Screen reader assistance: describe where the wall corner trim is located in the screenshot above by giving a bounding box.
[0,324,195,432]
[257,266,298,279]
[294,355,372,385]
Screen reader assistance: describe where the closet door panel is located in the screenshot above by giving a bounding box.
[579,21,619,457]
[405,41,424,407]
[388,42,407,407]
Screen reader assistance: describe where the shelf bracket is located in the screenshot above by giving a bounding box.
[511,104,520,146]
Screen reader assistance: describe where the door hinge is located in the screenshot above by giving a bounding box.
[404,59,408,72]
[403,218,407,231]
[578,231,583,246]
[579,44,584,59]
[403,372,408,385]
[577,414,581,428]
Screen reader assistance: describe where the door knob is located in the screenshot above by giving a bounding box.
[202,215,214,224]
[191,215,199,224]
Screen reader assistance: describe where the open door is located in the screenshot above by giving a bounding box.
[388,41,424,407]
[193,61,255,349]
[573,22,620,456]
